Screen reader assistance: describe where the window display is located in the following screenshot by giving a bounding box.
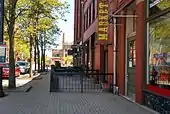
[149,12,170,89]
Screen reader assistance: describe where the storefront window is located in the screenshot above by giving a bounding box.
[149,0,170,16]
[149,12,170,89]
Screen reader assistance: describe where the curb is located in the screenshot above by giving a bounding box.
[4,85,32,92]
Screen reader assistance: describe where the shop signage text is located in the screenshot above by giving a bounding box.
[98,0,108,40]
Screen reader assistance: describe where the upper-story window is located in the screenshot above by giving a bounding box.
[89,4,91,26]
[86,11,88,30]
[91,3,93,23]
[84,14,86,31]
[92,0,95,21]
[95,0,97,18]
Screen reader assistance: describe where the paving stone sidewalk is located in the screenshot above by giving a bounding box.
[0,73,159,114]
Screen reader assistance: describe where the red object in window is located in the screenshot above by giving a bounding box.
[147,85,170,97]
[158,73,169,81]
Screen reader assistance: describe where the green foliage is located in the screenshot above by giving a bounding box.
[4,0,69,79]
[4,0,69,58]
[14,38,30,59]
[16,0,69,44]
[150,14,170,54]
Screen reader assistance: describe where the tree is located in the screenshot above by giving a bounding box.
[40,26,61,71]
[28,0,68,72]
[4,0,69,87]
[5,0,19,88]
[4,0,34,85]
[17,0,69,76]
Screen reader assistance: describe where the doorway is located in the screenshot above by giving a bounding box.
[91,33,95,71]
[126,38,136,100]
[104,51,108,82]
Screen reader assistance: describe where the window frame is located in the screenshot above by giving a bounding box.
[86,11,88,30]
[92,0,95,21]
[89,4,91,26]
[146,0,170,85]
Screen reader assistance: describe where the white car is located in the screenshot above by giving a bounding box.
[16,61,30,74]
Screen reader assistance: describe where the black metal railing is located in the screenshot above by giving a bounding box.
[50,66,119,95]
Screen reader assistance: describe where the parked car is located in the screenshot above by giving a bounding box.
[2,63,21,78]
[16,61,30,74]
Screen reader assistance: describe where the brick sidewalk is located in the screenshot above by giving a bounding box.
[0,73,158,114]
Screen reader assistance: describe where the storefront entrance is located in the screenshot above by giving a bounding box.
[126,38,136,100]
[104,51,108,82]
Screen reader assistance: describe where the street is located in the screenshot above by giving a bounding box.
[0,73,159,114]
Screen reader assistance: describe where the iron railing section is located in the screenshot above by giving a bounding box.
[50,67,119,95]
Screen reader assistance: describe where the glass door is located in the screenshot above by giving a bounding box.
[127,38,136,100]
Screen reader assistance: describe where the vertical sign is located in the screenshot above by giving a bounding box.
[0,0,4,43]
[0,44,6,64]
[98,0,108,40]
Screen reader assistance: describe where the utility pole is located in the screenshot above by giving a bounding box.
[0,0,5,97]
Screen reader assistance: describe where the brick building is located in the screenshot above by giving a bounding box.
[74,0,170,113]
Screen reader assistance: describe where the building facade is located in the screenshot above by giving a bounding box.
[73,0,84,66]
[143,1,170,113]
[62,33,73,67]
[74,0,170,113]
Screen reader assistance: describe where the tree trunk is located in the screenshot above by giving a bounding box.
[8,31,16,88]
[42,35,45,71]
[34,41,37,71]
[41,43,43,71]
[43,48,46,71]
[40,34,43,71]
[36,38,40,72]
[29,35,33,78]
[41,53,43,71]
[8,1,17,89]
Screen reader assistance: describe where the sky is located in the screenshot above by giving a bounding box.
[47,0,74,57]
[57,0,74,46]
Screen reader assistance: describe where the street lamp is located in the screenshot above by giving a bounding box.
[0,0,5,97]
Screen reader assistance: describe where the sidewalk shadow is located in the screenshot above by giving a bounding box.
[3,73,43,92]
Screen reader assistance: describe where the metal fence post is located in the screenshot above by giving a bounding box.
[50,71,53,92]
[80,72,83,93]
[96,70,99,84]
